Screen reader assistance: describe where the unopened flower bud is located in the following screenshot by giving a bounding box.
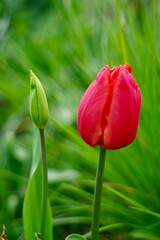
[29,70,49,129]
[77,64,141,149]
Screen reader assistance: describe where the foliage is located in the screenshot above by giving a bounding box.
[23,127,52,240]
[1,0,160,239]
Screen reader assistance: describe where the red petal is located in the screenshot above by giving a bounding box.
[103,67,141,149]
[77,66,111,146]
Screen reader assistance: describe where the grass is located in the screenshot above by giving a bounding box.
[1,0,160,239]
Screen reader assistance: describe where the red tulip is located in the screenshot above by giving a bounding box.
[77,64,141,150]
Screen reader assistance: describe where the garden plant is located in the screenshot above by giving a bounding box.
[1,0,160,240]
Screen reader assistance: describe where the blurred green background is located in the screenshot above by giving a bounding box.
[1,0,160,239]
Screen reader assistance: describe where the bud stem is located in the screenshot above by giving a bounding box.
[91,146,106,240]
[39,129,48,240]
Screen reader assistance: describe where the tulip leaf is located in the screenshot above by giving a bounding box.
[65,234,86,240]
[23,126,53,240]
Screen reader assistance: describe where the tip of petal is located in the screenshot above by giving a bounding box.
[122,64,132,73]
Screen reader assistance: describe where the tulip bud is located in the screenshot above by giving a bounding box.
[77,64,141,150]
[29,70,49,129]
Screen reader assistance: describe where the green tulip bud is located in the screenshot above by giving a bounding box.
[29,70,49,129]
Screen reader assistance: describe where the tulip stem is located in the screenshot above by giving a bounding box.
[91,146,106,240]
[39,129,48,240]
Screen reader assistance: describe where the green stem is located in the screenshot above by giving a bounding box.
[91,146,106,240]
[39,129,48,240]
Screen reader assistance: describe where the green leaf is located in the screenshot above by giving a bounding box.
[65,234,86,240]
[23,126,53,240]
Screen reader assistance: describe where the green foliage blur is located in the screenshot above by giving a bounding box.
[1,0,160,239]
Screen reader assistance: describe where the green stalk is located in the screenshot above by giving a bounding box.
[91,146,106,240]
[39,129,48,240]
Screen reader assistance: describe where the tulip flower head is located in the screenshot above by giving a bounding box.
[77,64,141,150]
